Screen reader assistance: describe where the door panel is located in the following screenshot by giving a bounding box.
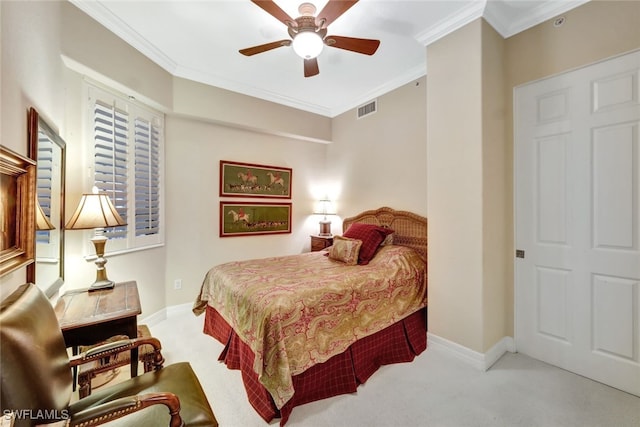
[515,50,640,397]
[592,123,637,250]
[536,134,569,245]
[592,274,636,360]
[536,266,570,342]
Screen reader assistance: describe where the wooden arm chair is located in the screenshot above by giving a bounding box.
[0,283,218,427]
[76,324,163,399]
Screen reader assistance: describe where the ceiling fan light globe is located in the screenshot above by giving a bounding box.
[292,31,323,59]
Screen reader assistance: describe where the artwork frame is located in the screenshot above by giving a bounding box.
[220,160,292,199]
[0,145,36,277]
[220,202,292,237]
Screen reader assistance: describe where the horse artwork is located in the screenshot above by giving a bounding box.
[220,202,292,237]
[266,172,285,188]
[237,171,258,186]
[220,160,291,198]
[228,209,250,223]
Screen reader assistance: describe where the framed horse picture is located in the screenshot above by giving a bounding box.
[219,160,292,199]
[220,202,292,237]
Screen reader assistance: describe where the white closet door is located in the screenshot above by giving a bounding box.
[515,50,640,396]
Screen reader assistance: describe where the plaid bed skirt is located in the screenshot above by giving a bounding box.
[203,305,427,426]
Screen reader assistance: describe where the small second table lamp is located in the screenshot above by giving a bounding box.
[314,198,336,236]
[65,189,126,291]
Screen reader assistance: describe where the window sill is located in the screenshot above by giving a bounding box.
[83,242,165,261]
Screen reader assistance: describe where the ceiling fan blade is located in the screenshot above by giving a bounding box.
[325,35,380,55]
[304,58,319,78]
[316,0,359,28]
[239,40,291,56]
[250,0,295,26]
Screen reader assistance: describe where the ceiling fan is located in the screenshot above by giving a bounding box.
[239,0,380,78]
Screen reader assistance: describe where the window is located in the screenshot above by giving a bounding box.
[87,83,164,253]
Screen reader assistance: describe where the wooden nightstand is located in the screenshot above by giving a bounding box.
[310,235,333,252]
[55,281,141,386]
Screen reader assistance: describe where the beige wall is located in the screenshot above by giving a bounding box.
[505,0,640,90]
[0,1,66,298]
[172,78,332,144]
[327,76,428,222]
[426,20,485,352]
[165,76,429,306]
[60,1,173,110]
[164,116,327,305]
[481,20,509,350]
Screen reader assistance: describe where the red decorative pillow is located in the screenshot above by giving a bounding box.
[343,223,394,265]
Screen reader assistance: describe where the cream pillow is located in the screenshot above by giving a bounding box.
[328,235,363,265]
[380,232,394,246]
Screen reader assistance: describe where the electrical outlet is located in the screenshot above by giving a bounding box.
[174,279,182,290]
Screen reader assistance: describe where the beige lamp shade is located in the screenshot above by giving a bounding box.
[65,192,125,291]
[35,200,55,231]
[313,199,336,216]
[65,193,126,230]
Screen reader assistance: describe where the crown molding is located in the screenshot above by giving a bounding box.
[172,63,337,117]
[415,0,487,46]
[485,0,591,38]
[69,0,178,74]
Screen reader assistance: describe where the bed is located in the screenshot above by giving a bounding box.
[193,207,427,425]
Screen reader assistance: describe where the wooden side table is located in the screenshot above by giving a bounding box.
[55,281,142,385]
[310,235,333,252]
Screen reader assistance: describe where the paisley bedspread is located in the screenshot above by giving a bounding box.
[193,245,426,409]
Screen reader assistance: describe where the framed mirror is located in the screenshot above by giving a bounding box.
[0,146,36,276]
[27,107,66,297]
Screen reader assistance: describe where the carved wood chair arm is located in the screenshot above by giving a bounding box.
[69,392,184,427]
[69,337,164,370]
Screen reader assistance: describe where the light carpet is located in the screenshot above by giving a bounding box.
[140,307,639,427]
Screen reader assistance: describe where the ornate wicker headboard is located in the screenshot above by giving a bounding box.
[342,207,427,262]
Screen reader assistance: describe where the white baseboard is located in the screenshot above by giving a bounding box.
[427,333,515,371]
[167,302,193,317]
[140,308,167,327]
[140,302,193,327]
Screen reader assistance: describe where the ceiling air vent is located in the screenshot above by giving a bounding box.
[357,99,377,119]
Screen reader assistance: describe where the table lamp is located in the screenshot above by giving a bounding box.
[314,198,336,236]
[35,200,55,231]
[65,190,126,291]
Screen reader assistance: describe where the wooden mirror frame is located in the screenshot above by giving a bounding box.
[26,107,66,297]
[0,145,36,277]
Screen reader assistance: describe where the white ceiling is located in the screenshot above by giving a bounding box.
[71,0,589,117]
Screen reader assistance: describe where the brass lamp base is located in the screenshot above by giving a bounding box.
[88,234,115,292]
[88,280,115,292]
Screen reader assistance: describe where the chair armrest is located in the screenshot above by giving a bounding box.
[70,392,184,427]
[69,337,164,370]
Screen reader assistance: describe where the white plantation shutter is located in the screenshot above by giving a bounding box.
[88,83,164,253]
[93,100,129,240]
[36,136,54,244]
[134,117,160,237]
